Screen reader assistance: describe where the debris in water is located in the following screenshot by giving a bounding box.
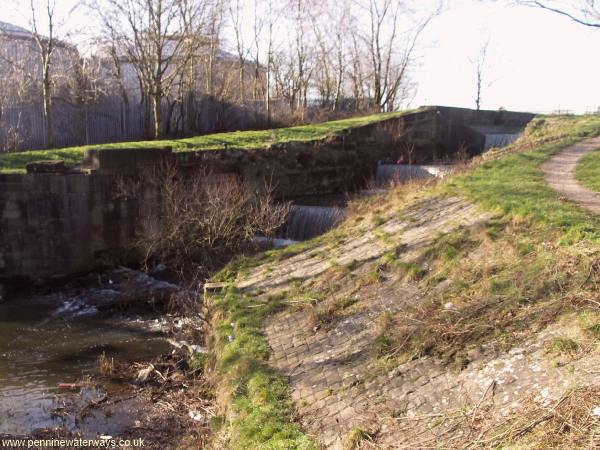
[58,382,87,390]
[136,364,156,383]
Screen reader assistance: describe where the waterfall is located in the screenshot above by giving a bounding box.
[483,133,520,150]
[375,164,452,187]
[279,205,346,241]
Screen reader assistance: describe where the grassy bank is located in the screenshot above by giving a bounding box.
[206,284,317,450]
[203,114,600,448]
[0,110,410,174]
[575,147,600,193]
[449,115,600,243]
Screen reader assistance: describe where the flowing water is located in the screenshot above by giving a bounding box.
[483,133,521,150]
[0,282,171,437]
[279,205,347,241]
[375,164,452,186]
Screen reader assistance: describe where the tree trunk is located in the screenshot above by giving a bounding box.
[153,93,162,139]
[42,64,54,149]
[266,61,271,127]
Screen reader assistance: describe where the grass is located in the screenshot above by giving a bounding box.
[575,147,600,192]
[0,110,412,173]
[323,114,600,369]
[203,113,600,447]
[544,337,579,356]
[373,215,600,368]
[448,114,600,244]
[207,287,317,449]
[342,427,374,449]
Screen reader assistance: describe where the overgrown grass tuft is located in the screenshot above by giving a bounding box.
[372,219,600,368]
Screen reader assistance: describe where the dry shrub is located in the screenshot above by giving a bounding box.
[97,352,115,375]
[346,176,438,220]
[469,388,600,448]
[119,162,290,277]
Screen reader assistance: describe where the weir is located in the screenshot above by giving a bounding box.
[483,133,521,150]
[279,205,347,241]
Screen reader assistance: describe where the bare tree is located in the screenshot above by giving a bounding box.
[471,38,490,111]
[203,0,225,99]
[349,27,368,111]
[92,0,211,139]
[0,34,35,151]
[229,0,250,103]
[518,1,600,27]
[310,1,351,111]
[360,0,436,112]
[118,163,290,275]
[29,0,59,148]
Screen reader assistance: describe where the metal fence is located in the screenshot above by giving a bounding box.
[0,97,286,151]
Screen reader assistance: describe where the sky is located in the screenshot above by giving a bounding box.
[413,0,600,113]
[2,0,599,114]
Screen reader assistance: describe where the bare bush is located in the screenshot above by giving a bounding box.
[118,163,290,277]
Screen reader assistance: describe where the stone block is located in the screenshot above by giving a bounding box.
[25,160,71,174]
[82,147,173,174]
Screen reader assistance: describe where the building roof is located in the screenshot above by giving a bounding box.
[0,21,32,38]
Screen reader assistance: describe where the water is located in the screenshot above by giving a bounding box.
[483,133,521,150]
[375,164,452,187]
[252,236,299,248]
[0,283,170,437]
[279,205,346,241]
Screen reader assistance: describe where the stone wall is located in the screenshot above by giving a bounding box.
[0,106,534,283]
[172,106,534,199]
[0,172,157,283]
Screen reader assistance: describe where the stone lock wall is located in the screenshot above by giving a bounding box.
[0,169,160,283]
[0,106,534,283]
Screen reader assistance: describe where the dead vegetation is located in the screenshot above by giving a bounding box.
[462,387,600,449]
[357,216,600,369]
[117,163,290,282]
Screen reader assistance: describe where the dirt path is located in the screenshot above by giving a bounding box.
[541,136,600,214]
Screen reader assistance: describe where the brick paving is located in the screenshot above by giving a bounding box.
[236,196,600,448]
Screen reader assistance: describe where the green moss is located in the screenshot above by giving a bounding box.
[544,337,579,356]
[371,215,386,226]
[395,261,428,281]
[422,229,479,267]
[586,324,600,340]
[342,427,374,450]
[188,352,208,372]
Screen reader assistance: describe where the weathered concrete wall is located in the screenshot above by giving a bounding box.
[0,106,534,282]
